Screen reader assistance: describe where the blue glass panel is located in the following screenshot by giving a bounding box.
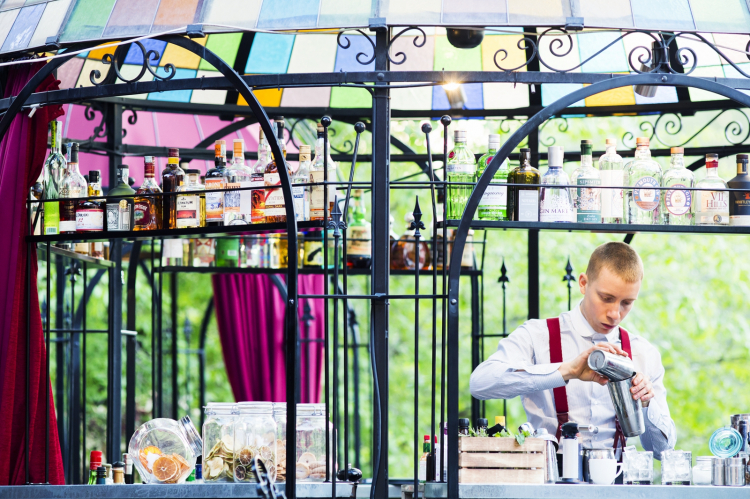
[124,38,167,65]
[541,83,585,107]
[334,34,374,72]
[1,3,44,52]
[633,86,678,105]
[245,33,295,74]
[630,0,694,30]
[578,31,627,73]
[432,83,483,110]
[257,0,319,29]
[147,67,196,103]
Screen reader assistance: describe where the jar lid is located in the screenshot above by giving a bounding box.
[298,403,325,416]
[204,403,238,415]
[273,402,287,413]
[180,415,203,457]
[238,401,274,414]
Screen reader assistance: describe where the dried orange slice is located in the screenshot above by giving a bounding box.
[172,453,190,472]
[152,456,179,482]
[139,445,162,471]
[238,446,254,466]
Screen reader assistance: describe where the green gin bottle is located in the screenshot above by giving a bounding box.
[446,130,476,220]
[476,134,510,220]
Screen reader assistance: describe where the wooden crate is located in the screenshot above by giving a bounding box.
[458,437,546,484]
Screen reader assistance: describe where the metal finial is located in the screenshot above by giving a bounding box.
[421,122,432,134]
[327,195,345,236]
[301,301,315,324]
[440,115,452,127]
[563,257,576,287]
[353,121,366,133]
[498,258,510,288]
[410,196,426,237]
[321,115,332,128]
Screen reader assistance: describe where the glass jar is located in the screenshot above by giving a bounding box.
[202,403,238,482]
[128,416,202,484]
[273,403,288,483]
[693,456,713,485]
[296,403,332,482]
[709,427,743,458]
[234,402,277,483]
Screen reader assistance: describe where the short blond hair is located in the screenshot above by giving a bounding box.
[585,242,643,283]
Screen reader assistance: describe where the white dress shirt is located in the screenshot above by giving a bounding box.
[470,302,676,459]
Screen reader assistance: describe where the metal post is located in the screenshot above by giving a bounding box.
[528,230,539,319]
[105,102,123,190]
[411,198,425,493]
[45,243,51,484]
[125,241,141,445]
[55,256,65,467]
[171,272,178,419]
[470,273,480,424]
[106,239,123,462]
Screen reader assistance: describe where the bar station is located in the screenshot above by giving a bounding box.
[0,1,750,499]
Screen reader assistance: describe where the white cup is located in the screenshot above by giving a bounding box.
[588,458,623,485]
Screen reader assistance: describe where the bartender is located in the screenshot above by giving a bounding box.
[470,242,676,459]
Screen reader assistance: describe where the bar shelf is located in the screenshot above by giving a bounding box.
[440,220,750,236]
[35,243,115,268]
[154,266,483,276]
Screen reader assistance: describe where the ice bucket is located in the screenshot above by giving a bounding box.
[607,375,645,437]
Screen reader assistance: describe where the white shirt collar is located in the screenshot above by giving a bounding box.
[570,300,620,342]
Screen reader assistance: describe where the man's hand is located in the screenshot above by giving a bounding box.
[630,372,653,407]
[558,343,628,384]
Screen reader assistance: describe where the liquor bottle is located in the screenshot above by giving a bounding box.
[205,140,227,226]
[43,120,66,235]
[194,455,204,484]
[175,169,206,228]
[293,144,311,222]
[224,139,252,225]
[572,140,601,223]
[507,148,540,222]
[476,134,510,220]
[599,138,624,224]
[106,165,135,231]
[418,435,430,481]
[390,214,430,270]
[728,154,750,226]
[446,129,476,220]
[30,172,44,235]
[215,238,240,267]
[265,118,291,223]
[161,148,184,229]
[123,454,134,485]
[251,129,268,223]
[695,153,729,226]
[625,137,662,225]
[95,466,107,485]
[310,123,338,221]
[133,156,162,231]
[662,147,695,225]
[77,169,104,232]
[104,463,113,485]
[112,462,125,484]
[346,189,371,269]
[539,146,573,223]
[58,143,86,234]
[88,450,102,484]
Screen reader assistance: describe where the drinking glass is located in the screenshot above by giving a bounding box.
[662,450,692,485]
[623,450,653,484]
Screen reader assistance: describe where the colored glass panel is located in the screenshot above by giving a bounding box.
[281,87,330,107]
[542,83,585,107]
[1,3,44,52]
[712,34,750,64]
[330,86,371,108]
[123,38,167,65]
[334,34,375,72]
[578,0,633,28]
[0,8,20,48]
[59,0,116,42]
[191,69,227,104]
[583,83,636,106]
[198,33,242,71]
[238,88,283,108]
[630,0,694,30]
[87,42,118,62]
[676,33,721,68]
[391,87,432,110]
[389,35,435,72]
[691,0,750,33]
[1,0,24,11]
[318,0,371,28]
[508,0,565,25]
[539,31,580,73]
[200,0,262,31]
[27,0,72,49]
[442,0,507,24]
[151,0,201,32]
[56,55,84,89]
[119,63,154,99]
[434,35,482,71]
[578,31,628,73]
[287,34,337,73]
[76,58,110,87]
[257,0,319,29]
[481,35,527,72]
[387,0,440,25]
[633,85,678,105]
[483,82,529,109]
[245,33,295,74]
[688,65,727,102]
[147,67,196,102]
[103,0,160,37]
[432,83,483,110]
[159,35,207,70]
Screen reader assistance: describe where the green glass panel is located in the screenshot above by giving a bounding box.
[433,35,481,72]
[330,86,371,108]
[198,33,242,71]
[60,0,116,42]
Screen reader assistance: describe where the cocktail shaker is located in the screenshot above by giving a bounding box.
[607,375,645,437]
[532,428,559,484]
[725,457,746,486]
[588,350,635,381]
[712,457,725,486]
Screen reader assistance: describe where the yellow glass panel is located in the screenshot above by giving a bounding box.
[583,84,636,107]
[159,36,208,70]
[238,88,283,108]
[87,42,119,61]
[481,35,527,72]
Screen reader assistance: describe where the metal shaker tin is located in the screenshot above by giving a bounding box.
[712,458,726,486]
[725,457,746,486]
[588,350,636,381]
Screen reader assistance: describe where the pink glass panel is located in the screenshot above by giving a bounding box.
[103,0,160,37]
[56,56,84,89]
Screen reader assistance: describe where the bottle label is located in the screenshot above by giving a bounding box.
[134,201,153,227]
[665,184,692,216]
[347,226,371,256]
[540,189,573,223]
[58,220,76,232]
[304,239,323,266]
[250,174,265,223]
[576,178,602,223]
[223,181,242,224]
[293,184,309,221]
[264,172,285,216]
[76,208,104,231]
[60,199,76,227]
[205,178,224,221]
[447,162,475,174]
[106,200,131,231]
[176,193,200,227]
[731,190,750,225]
[633,176,660,211]
[696,190,729,224]
[478,183,507,209]
[44,201,59,234]
[517,190,539,222]
[600,170,623,219]
[238,180,253,221]
[310,171,335,219]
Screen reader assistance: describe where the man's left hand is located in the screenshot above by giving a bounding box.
[630,373,653,407]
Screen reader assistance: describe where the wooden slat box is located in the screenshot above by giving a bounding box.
[458,437,547,484]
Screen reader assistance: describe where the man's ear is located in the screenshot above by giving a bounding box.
[578,272,588,295]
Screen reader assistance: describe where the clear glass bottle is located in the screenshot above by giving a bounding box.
[695,153,730,225]
[58,143,87,234]
[251,130,268,223]
[390,214,431,270]
[176,169,206,228]
[265,119,290,223]
[224,139,252,225]
[310,123,337,221]
[508,148,540,222]
[539,145,573,223]
[476,134,510,220]
[205,140,228,226]
[446,129,476,220]
[161,148,185,229]
[202,403,238,482]
[43,120,65,235]
[128,416,202,484]
[77,169,104,232]
[571,140,601,223]
[234,402,277,483]
[293,144,311,222]
[599,138,624,224]
[346,189,372,269]
[106,165,135,231]
[661,147,695,225]
[728,154,750,226]
[418,435,430,482]
[88,450,102,485]
[134,156,163,231]
[626,137,662,225]
[295,403,332,482]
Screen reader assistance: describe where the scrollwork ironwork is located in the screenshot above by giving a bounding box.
[336,30,376,66]
[621,109,750,149]
[387,27,426,66]
[539,117,569,147]
[336,26,427,66]
[90,41,176,86]
[83,103,107,142]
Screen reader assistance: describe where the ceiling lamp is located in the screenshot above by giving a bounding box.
[443,82,467,110]
[446,28,485,49]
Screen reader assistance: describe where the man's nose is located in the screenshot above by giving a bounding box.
[607,305,620,322]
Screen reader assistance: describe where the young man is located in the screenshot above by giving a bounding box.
[470,242,676,459]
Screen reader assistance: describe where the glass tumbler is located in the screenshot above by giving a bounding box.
[623,449,653,484]
[662,450,692,485]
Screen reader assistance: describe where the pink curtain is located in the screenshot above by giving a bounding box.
[212,274,324,403]
[0,63,65,485]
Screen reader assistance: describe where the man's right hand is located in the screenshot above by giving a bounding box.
[558,343,628,384]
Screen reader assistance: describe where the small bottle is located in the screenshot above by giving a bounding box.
[106,165,135,231]
[224,139,252,225]
[476,134,510,221]
[133,156,163,231]
[346,189,372,269]
[112,462,125,484]
[43,120,66,235]
[123,453,134,484]
[508,148,540,222]
[458,418,470,436]
[599,138,624,223]
[251,129,267,223]
[59,143,86,234]
[418,435,430,481]
[95,466,107,485]
[625,137,662,224]
[194,455,203,484]
[390,214,430,271]
[571,140,601,223]
[310,123,338,221]
[662,147,695,225]
[161,148,185,229]
[88,450,103,485]
[446,129,476,220]
[77,169,104,232]
[539,145,573,223]
[205,140,228,226]
[475,418,489,435]
[175,169,206,228]
[293,144,311,222]
[728,154,750,226]
[265,118,290,223]
[695,153,729,226]
[104,463,113,485]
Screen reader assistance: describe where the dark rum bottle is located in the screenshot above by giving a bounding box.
[161,147,184,229]
[134,156,162,231]
[264,118,290,223]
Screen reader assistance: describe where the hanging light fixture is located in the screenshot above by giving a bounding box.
[443,82,467,109]
[633,41,669,98]
[446,28,485,49]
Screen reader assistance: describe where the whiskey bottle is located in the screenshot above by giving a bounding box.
[106,165,135,231]
[292,144,311,222]
[446,130,476,220]
[58,143,86,234]
[251,129,268,223]
[133,156,162,231]
[662,147,694,226]
[571,140,601,223]
[539,146,573,223]
[176,169,206,228]
[310,123,337,221]
[76,169,104,232]
[508,148,540,222]
[205,140,227,226]
[265,118,291,223]
[625,137,662,225]
[43,120,66,235]
[161,148,184,229]
[728,154,750,226]
[346,189,372,269]
[476,134,510,221]
[224,139,252,225]
[695,153,729,226]
[599,138,624,223]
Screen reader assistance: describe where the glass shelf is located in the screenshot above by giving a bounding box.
[35,243,115,268]
[155,266,483,276]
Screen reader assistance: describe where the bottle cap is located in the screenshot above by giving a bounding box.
[671,147,684,154]
[605,138,616,146]
[547,146,564,167]
[580,140,593,155]
[112,462,124,469]
[214,140,226,158]
[299,145,311,154]
[354,188,363,197]
[317,123,324,133]
[233,139,244,159]
[168,148,179,158]
[96,466,107,478]
[706,153,719,167]
[89,170,100,183]
[488,133,500,146]
[424,435,430,441]
[144,156,155,164]
[458,418,470,428]
[454,130,466,141]
[184,168,201,175]
[476,418,488,427]
[90,450,103,470]
[70,142,79,163]
[636,137,649,146]
[737,154,748,161]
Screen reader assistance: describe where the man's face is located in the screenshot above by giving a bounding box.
[579,266,641,335]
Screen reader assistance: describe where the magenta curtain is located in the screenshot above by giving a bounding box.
[212,274,324,403]
[0,63,65,484]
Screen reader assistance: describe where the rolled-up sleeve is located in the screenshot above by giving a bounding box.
[470,324,566,400]
[638,349,676,460]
